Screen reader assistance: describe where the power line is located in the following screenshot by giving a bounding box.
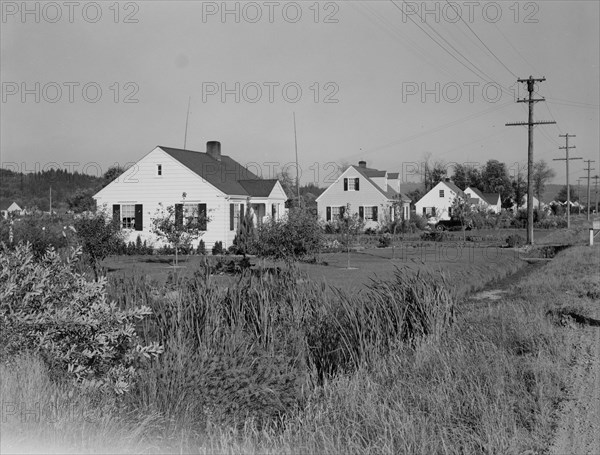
[443,0,518,79]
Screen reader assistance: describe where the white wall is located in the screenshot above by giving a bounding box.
[316,166,391,228]
[95,147,236,248]
[415,182,460,220]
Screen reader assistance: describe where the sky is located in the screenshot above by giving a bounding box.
[1,0,599,187]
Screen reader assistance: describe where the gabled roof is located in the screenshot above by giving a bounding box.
[387,172,399,179]
[467,187,500,205]
[238,179,279,197]
[354,166,410,202]
[160,146,261,196]
[442,180,464,196]
[0,200,21,211]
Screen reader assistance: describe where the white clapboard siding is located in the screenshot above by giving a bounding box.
[95,147,234,248]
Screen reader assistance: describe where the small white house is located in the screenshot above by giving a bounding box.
[415,180,465,221]
[464,187,501,213]
[513,194,548,212]
[316,160,411,230]
[0,201,23,218]
[93,142,288,249]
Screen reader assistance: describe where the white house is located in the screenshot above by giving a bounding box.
[513,194,548,212]
[316,160,411,230]
[0,201,23,218]
[415,180,465,221]
[93,142,288,249]
[464,187,501,213]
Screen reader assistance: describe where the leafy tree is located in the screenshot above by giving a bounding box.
[511,166,527,209]
[422,156,448,191]
[74,212,123,281]
[151,194,209,266]
[406,188,424,206]
[450,196,473,241]
[533,160,556,211]
[452,163,483,190]
[67,188,97,213]
[482,160,513,206]
[556,185,578,203]
[103,166,125,187]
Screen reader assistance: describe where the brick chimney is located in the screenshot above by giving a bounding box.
[206,141,221,161]
[358,160,367,168]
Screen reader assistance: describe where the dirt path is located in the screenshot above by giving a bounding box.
[548,325,600,455]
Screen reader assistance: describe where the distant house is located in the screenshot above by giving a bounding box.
[0,201,23,218]
[93,142,288,249]
[464,187,501,213]
[512,194,548,212]
[415,180,465,221]
[315,160,411,230]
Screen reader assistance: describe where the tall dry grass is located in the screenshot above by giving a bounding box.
[3,245,597,453]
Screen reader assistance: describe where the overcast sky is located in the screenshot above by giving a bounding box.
[1,0,599,186]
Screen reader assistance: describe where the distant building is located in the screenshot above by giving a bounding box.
[415,180,465,221]
[316,160,411,230]
[464,187,501,213]
[0,201,23,219]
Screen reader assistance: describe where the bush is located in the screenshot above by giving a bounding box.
[0,214,71,259]
[409,213,428,231]
[256,208,323,262]
[378,233,392,247]
[421,231,450,242]
[197,239,206,255]
[0,243,161,394]
[212,241,223,255]
[506,234,525,248]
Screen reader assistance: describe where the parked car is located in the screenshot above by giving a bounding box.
[435,218,473,231]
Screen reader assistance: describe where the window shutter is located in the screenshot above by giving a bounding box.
[326,207,331,221]
[198,203,207,230]
[343,178,348,191]
[359,206,364,219]
[340,206,345,218]
[355,178,360,191]
[422,207,426,216]
[230,204,235,230]
[373,206,378,221]
[175,204,183,228]
[134,204,143,231]
[240,204,244,220]
[432,207,436,216]
[112,204,120,229]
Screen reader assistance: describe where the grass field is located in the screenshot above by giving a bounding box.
[2,223,598,454]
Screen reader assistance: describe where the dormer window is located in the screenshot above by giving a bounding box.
[157,164,162,176]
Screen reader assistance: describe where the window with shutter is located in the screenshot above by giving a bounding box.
[355,178,360,191]
[359,206,364,219]
[198,203,207,231]
[326,207,331,221]
[343,178,348,191]
[134,204,143,231]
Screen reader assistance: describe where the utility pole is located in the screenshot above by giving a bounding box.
[293,112,300,202]
[49,186,52,214]
[506,76,556,245]
[593,175,599,214]
[553,134,582,228]
[183,96,191,149]
[583,160,596,221]
[577,178,583,214]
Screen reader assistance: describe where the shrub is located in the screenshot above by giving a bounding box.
[256,208,323,262]
[0,242,162,394]
[378,233,392,247]
[212,241,223,255]
[197,239,206,255]
[421,231,450,242]
[506,234,525,248]
[409,213,428,231]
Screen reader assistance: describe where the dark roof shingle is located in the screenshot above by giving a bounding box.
[160,146,261,196]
